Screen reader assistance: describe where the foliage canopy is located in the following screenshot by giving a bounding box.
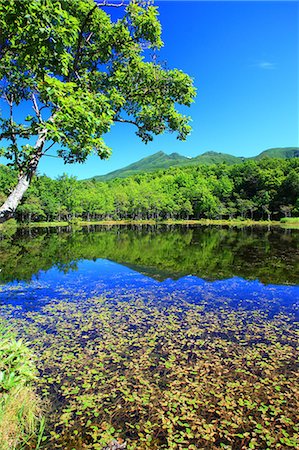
[0,0,195,167]
[0,0,195,220]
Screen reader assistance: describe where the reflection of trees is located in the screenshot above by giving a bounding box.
[0,226,298,285]
[56,261,79,274]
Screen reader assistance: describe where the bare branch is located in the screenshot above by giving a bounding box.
[114,117,139,128]
[43,142,56,154]
[42,153,60,159]
[86,32,94,44]
[4,93,13,119]
[4,93,21,170]
[95,1,125,8]
[75,71,82,81]
[39,105,49,113]
[32,94,43,122]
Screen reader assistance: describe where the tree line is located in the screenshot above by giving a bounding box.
[1,226,298,285]
[0,158,298,223]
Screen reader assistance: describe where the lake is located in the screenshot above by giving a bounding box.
[0,225,298,449]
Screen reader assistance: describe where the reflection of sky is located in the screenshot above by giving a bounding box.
[0,259,298,318]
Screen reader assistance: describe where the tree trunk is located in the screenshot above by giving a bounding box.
[0,175,31,222]
[0,130,47,223]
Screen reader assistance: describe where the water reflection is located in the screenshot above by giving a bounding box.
[0,226,298,318]
[0,225,298,285]
[0,259,298,315]
[1,226,299,449]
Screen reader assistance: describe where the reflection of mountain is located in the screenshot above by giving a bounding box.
[0,225,298,285]
[115,261,184,282]
[1,259,298,316]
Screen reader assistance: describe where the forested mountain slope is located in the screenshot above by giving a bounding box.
[0,157,298,223]
[89,147,299,181]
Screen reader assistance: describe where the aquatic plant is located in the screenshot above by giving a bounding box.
[5,294,298,449]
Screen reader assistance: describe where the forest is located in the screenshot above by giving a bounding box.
[0,158,298,223]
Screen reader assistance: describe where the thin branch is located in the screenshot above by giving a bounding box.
[75,71,82,81]
[72,4,98,78]
[4,93,13,121]
[39,105,49,113]
[43,141,56,154]
[42,153,60,159]
[114,118,139,128]
[32,93,43,122]
[86,32,94,44]
[4,93,20,170]
[95,1,125,7]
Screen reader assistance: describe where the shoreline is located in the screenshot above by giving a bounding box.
[10,218,299,229]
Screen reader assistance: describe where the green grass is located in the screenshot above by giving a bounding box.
[21,221,69,228]
[21,218,283,228]
[280,217,299,223]
[0,324,45,449]
[280,217,299,229]
[3,217,298,231]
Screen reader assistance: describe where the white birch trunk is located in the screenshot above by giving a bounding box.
[0,130,47,223]
[0,175,30,222]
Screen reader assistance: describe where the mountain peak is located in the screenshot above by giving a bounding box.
[168,152,187,160]
[201,151,219,156]
[87,147,299,181]
[153,151,166,157]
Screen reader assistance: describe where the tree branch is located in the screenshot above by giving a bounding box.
[42,141,56,154]
[72,4,98,78]
[4,93,21,170]
[42,153,60,159]
[95,1,125,8]
[71,1,125,80]
[113,117,139,127]
[32,93,43,122]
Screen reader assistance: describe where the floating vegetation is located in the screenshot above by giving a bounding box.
[3,294,298,450]
[1,225,298,448]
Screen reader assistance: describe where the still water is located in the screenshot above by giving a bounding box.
[0,225,298,314]
[0,225,298,449]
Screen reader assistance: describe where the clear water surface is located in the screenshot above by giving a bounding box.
[0,225,298,449]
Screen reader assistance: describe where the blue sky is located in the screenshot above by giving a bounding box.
[1,0,298,179]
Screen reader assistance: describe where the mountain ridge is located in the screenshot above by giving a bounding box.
[87,147,299,182]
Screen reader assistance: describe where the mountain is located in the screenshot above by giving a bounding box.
[254,147,299,160]
[94,151,189,181]
[88,147,299,181]
[192,151,243,165]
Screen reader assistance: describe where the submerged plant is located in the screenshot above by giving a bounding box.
[4,293,298,449]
